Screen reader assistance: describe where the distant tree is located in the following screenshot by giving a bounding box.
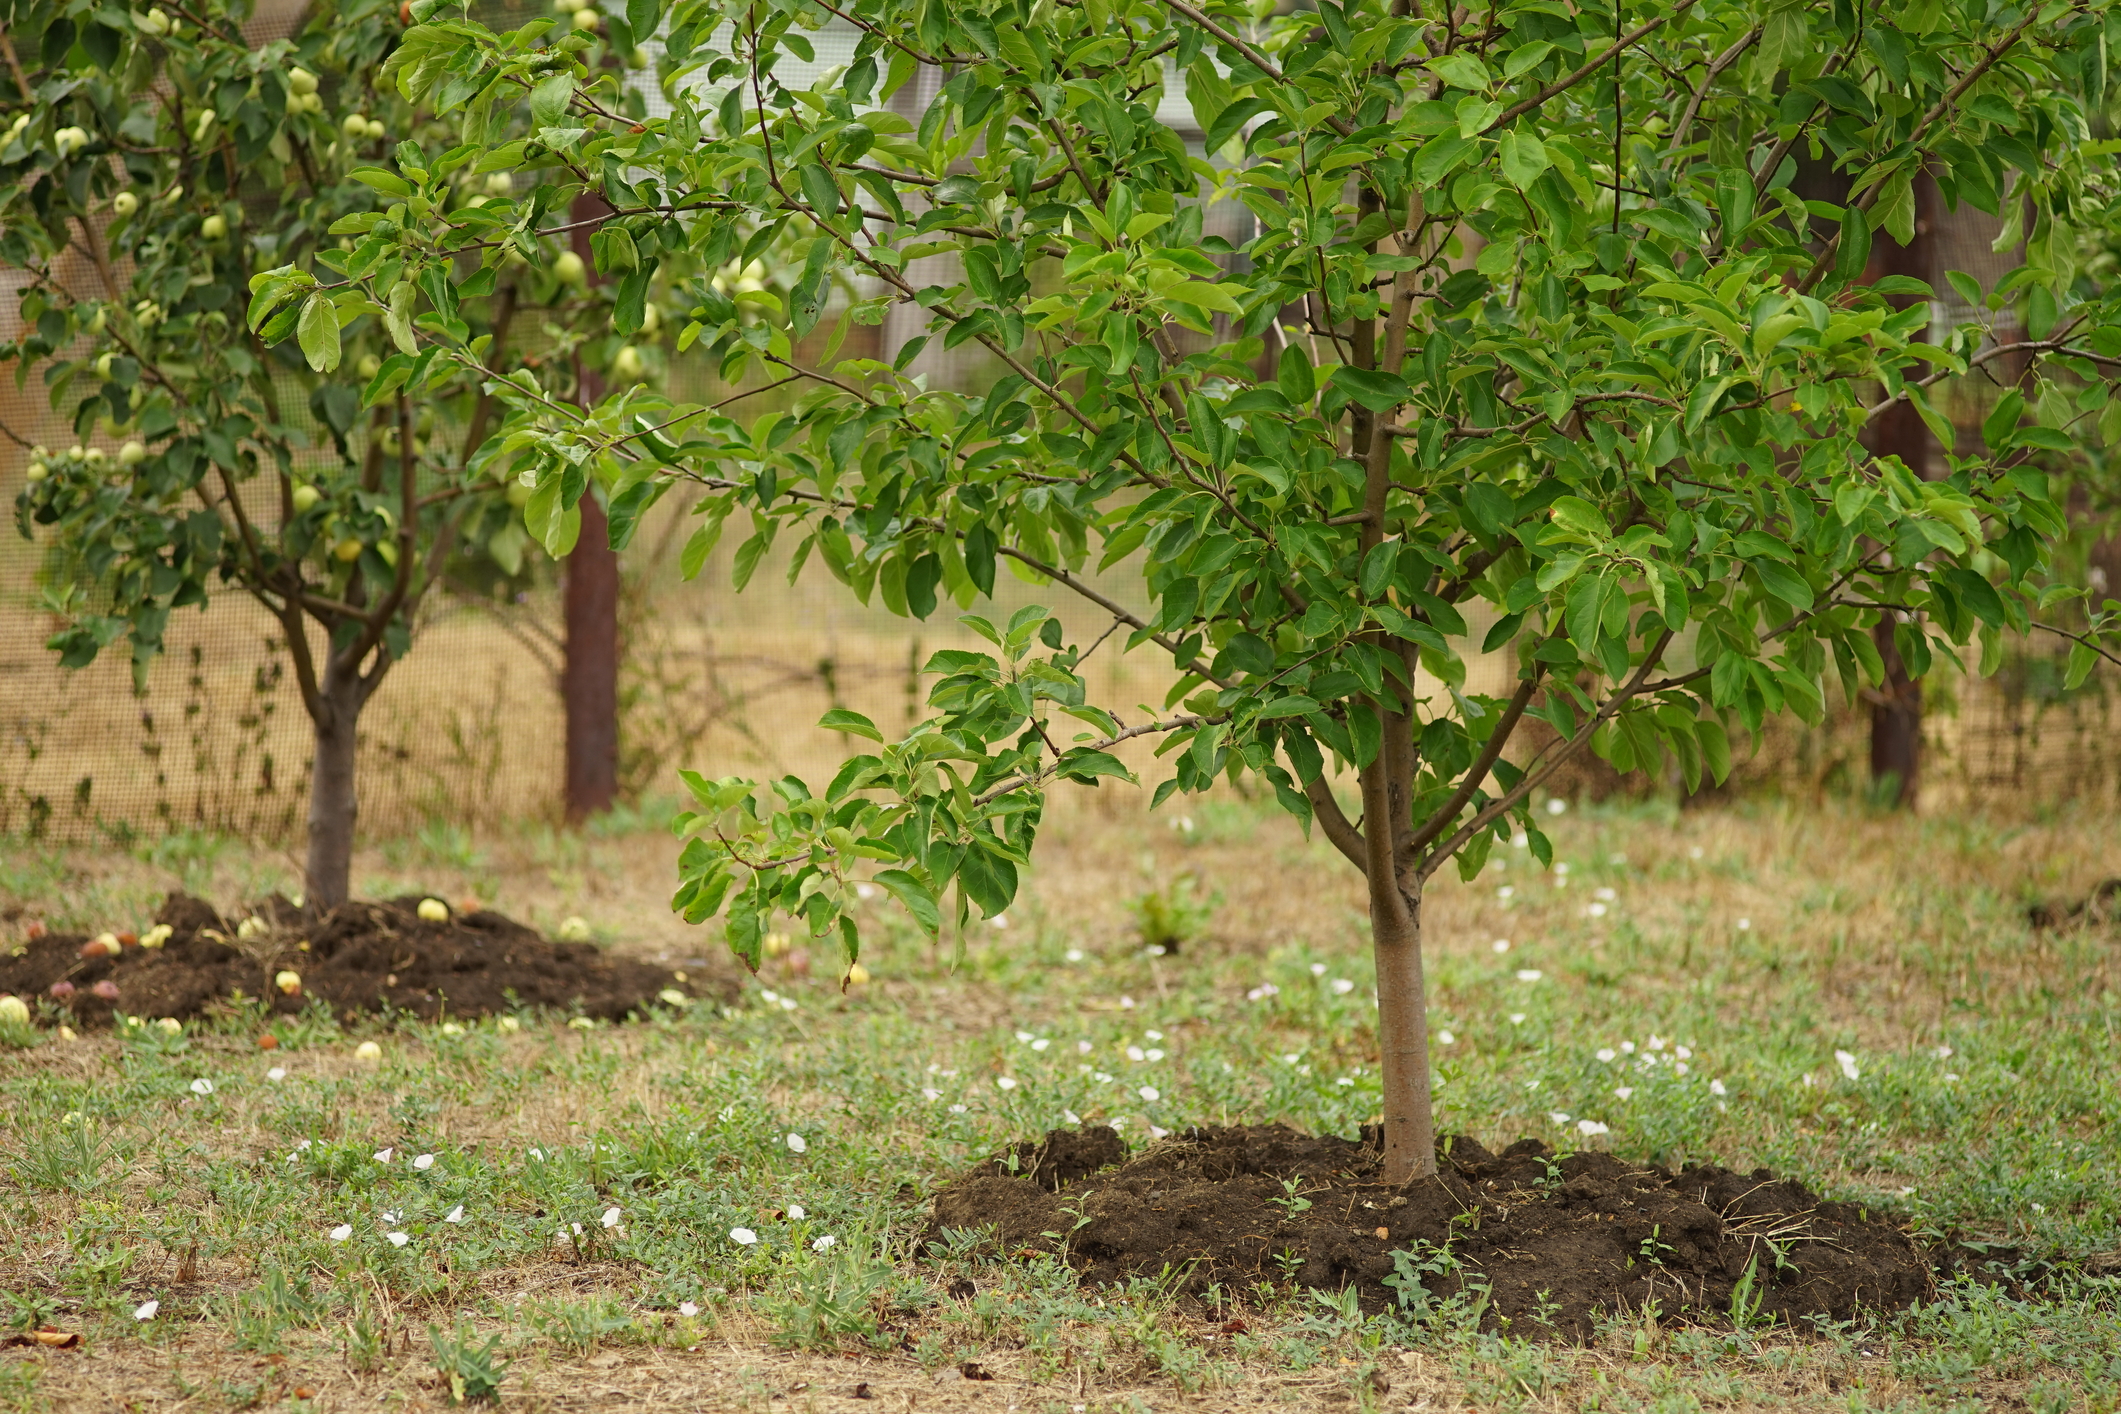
[0,0,650,905]
[260,0,2121,1178]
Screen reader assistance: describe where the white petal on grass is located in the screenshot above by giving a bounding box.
[1933,1045,1954,1059]
[1437,1031,1455,1046]
[1586,903,1608,918]
[921,1088,941,1102]
[1119,996,1135,1009]
[1944,1072,1960,1082]
[134,1300,158,1320]
[1515,969,1543,983]
[1709,1080,1727,1097]
[1247,984,1280,1001]
[387,1232,410,1247]
[1596,1048,1617,1063]
[1016,1030,1034,1043]
[786,1133,808,1153]
[329,1224,353,1241]
[1145,1048,1164,1061]
[1031,1038,1050,1051]
[730,1227,758,1245]
[1614,1087,1634,1100]
[413,1153,435,1171]
[374,1147,393,1164]
[678,1301,701,1317]
[1126,1046,1145,1062]
[445,1206,465,1224]
[1492,939,1511,954]
[266,1066,287,1081]
[1137,1085,1160,1101]
[601,1207,623,1229]
[1576,1119,1609,1137]
[1063,1109,1081,1124]
[812,1235,837,1252]
[189,1078,214,1096]
[1309,963,1326,977]
[1076,1039,1094,1053]
[1497,886,1515,900]
[786,1205,806,1220]
[1835,1049,1860,1081]
[1548,1112,1571,1125]
[1145,1030,1163,1040]
[1508,1013,1527,1025]
[1330,979,1355,995]
[996,1077,1018,1091]
[1676,1045,1692,1060]
[1620,1041,1636,1054]
[1065,949,1084,962]
[949,1104,968,1114]
[1594,887,1617,902]
[1737,918,1752,930]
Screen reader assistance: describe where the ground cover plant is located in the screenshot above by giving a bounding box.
[261,0,2121,1185]
[0,797,2118,1410]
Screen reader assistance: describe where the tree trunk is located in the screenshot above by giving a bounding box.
[304,666,365,912]
[564,490,620,821]
[1371,870,1436,1184]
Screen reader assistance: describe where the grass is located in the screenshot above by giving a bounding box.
[0,789,2118,1411]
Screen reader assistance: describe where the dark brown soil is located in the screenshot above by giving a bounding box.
[925,1124,1939,1338]
[0,893,729,1027]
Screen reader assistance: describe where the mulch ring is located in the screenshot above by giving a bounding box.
[925,1123,1999,1338]
[0,893,728,1028]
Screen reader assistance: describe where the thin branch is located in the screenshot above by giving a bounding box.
[1399,670,1541,870]
[1668,25,1761,153]
[1482,0,1706,135]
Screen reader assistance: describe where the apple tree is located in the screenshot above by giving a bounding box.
[262,0,2121,1177]
[0,0,660,905]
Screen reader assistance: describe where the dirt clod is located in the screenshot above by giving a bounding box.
[925,1124,1936,1337]
[0,893,729,1026]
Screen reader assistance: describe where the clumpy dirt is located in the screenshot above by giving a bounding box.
[0,893,728,1027]
[926,1124,1939,1337]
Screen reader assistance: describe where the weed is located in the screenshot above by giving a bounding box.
[428,1321,508,1404]
[1127,874,1215,955]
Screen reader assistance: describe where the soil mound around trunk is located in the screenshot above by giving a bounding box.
[1,894,725,1027]
[924,1124,1934,1338]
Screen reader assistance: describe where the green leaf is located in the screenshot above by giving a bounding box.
[1427,53,1490,91]
[1328,367,1409,413]
[296,294,341,373]
[873,869,940,934]
[530,73,575,129]
[818,708,884,742]
[1277,343,1315,404]
[349,167,412,199]
[1497,130,1549,187]
[1981,390,2025,451]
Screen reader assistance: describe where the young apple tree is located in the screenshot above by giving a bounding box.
[0,0,656,906]
[269,0,2120,1178]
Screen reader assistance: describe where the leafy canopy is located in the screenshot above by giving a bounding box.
[244,0,2121,966]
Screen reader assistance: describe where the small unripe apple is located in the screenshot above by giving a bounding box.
[191,109,215,143]
[118,440,148,467]
[506,481,532,507]
[291,484,321,512]
[354,1039,382,1067]
[342,111,369,139]
[83,447,105,463]
[639,302,660,334]
[572,8,600,29]
[333,537,362,562]
[95,352,116,378]
[846,961,871,986]
[366,119,385,140]
[163,184,182,204]
[141,6,171,34]
[112,191,138,217]
[288,65,318,96]
[630,46,650,68]
[0,995,27,1025]
[612,345,646,380]
[201,213,227,239]
[416,897,450,922]
[357,353,382,378]
[53,126,89,158]
[553,250,587,285]
[484,172,514,198]
[275,969,302,996]
[24,462,46,482]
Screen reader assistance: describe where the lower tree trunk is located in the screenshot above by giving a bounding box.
[1370,862,1436,1185]
[564,491,620,822]
[305,668,365,913]
[1870,616,1921,807]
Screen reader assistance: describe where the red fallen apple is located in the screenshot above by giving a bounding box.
[784,948,812,978]
[257,1033,279,1050]
[25,920,46,941]
[117,931,138,947]
[79,940,111,960]
[90,980,120,1001]
[49,980,74,1000]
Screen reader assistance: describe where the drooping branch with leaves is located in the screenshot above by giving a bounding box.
[252,0,2119,1179]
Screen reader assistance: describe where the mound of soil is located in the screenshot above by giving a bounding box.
[0,893,726,1027]
[926,1124,1935,1337]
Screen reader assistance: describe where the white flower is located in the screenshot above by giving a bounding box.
[1145,1048,1165,1061]
[383,1209,403,1225]
[1615,1086,1634,1100]
[1436,1030,1455,1045]
[1933,1045,1954,1059]
[1119,996,1135,1009]
[1497,886,1515,900]
[1077,1039,1094,1053]
[1675,1046,1692,1060]
[1031,1038,1050,1051]
[413,1153,435,1171]
[189,1078,214,1096]
[922,1088,941,1102]
[1330,979,1355,995]
[1093,1072,1114,1083]
[1515,969,1543,983]
[1546,798,1567,815]
[1620,1041,1636,1054]
[266,1067,287,1081]
[1736,918,1752,930]
[1596,1048,1617,1063]
[1594,887,1617,902]
[373,1148,393,1164]
[1138,1086,1160,1101]
[387,1232,409,1247]
[996,1077,1018,1091]
[1281,1054,1301,1064]
[812,1235,837,1252]
[1709,1080,1727,1096]
[1491,939,1511,953]
[1576,1119,1609,1137]
[949,1104,967,1114]
[1674,1062,1690,1076]
[855,882,877,901]
[1944,1073,1960,1082]
[1835,1050,1860,1081]
[1145,1030,1163,1040]
[1509,1013,1527,1025]
[1586,903,1608,918]
[730,1227,758,1245]
[329,1224,353,1241]
[1647,1035,1665,1051]
[990,914,1008,929]
[1247,983,1280,1001]
[134,1300,159,1320]
[528,1148,544,1161]
[1335,1077,1354,1088]
[788,1205,806,1220]
[678,1301,701,1317]
[1689,845,1704,859]
[445,1206,464,1224]
[1126,1046,1146,1062]
[1016,1030,1035,1043]
[1548,1112,1571,1124]
[1309,963,1327,977]
[786,1133,808,1153]
[1064,948,1084,962]
[602,1207,623,1229]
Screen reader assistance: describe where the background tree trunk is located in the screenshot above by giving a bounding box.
[564,194,620,823]
[304,667,365,912]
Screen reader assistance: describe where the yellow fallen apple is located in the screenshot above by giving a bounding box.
[156,1017,181,1035]
[496,1016,521,1034]
[236,915,269,940]
[139,923,172,949]
[275,969,302,996]
[846,962,871,986]
[416,897,450,922]
[555,916,591,941]
[657,988,688,1007]
[0,995,28,1026]
[353,1040,382,1067]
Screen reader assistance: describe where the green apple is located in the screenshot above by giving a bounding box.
[24,462,47,483]
[112,191,138,218]
[117,440,148,467]
[553,250,587,285]
[201,213,227,239]
[291,484,321,512]
[613,345,646,380]
[333,537,362,562]
[485,172,514,197]
[95,352,116,378]
[287,65,318,95]
[356,353,382,378]
[572,7,599,28]
[341,111,368,139]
